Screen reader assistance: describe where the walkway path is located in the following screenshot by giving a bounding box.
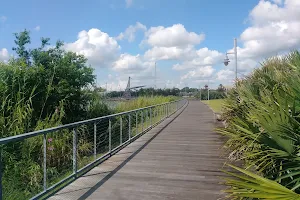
[50,100,227,200]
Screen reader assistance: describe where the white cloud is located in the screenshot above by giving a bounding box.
[34,26,40,31]
[0,16,7,23]
[143,24,205,48]
[112,53,157,87]
[101,78,128,91]
[172,48,223,70]
[181,66,215,81]
[216,69,235,81]
[0,48,9,62]
[144,46,195,61]
[249,0,300,26]
[116,22,146,42]
[208,0,300,86]
[60,1,300,89]
[113,53,149,72]
[125,0,133,8]
[237,0,300,61]
[65,28,120,67]
[141,24,222,70]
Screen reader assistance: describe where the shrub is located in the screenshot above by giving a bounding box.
[219,51,300,198]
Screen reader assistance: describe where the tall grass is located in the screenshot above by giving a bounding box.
[219,51,300,199]
[0,63,97,199]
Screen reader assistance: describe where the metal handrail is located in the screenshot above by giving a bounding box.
[0,98,188,200]
[0,100,180,145]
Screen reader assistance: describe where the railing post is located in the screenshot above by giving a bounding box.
[128,113,131,142]
[153,107,155,125]
[150,107,152,128]
[145,109,148,129]
[167,103,169,117]
[161,105,163,121]
[109,118,112,155]
[165,104,167,118]
[136,112,138,136]
[94,122,97,160]
[173,102,175,113]
[73,128,78,177]
[43,133,47,191]
[157,106,159,122]
[120,116,123,145]
[141,110,144,132]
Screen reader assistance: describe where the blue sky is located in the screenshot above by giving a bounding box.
[1,0,300,90]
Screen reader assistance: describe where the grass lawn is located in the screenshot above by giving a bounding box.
[202,99,225,113]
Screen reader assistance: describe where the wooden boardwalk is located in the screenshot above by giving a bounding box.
[49,100,227,200]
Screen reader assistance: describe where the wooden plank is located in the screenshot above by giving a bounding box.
[49,100,227,200]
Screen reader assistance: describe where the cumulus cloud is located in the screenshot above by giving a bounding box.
[249,0,300,26]
[111,53,157,87]
[117,22,146,42]
[141,24,221,71]
[113,53,149,72]
[65,28,120,67]
[144,46,195,61]
[211,0,300,87]
[216,69,235,81]
[181,66,215,81]
[237,0,300,60]
[143,24,205,48]
[101,77,128,91]
[172,48,223,70]
[63,0,300,89]
[0,48,9,62]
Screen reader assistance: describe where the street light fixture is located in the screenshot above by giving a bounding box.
[223,38,238,84]
[223,54,230,66]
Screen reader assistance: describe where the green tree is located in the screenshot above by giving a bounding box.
[10,30,96,123]
[217,84,225,92]
[219,51,300,198]
[12,29,31,64]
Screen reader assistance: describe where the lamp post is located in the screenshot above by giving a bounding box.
[224,38,238,85]
[207,82,209,101]
[199,86,201,101]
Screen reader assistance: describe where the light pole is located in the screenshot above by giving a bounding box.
[199,86,201,101]
[224,38,238,85]
[207,80,210,102]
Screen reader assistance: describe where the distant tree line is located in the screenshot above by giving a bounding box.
[106,84,227,100]
[106,87,181,98]
[195,84,227,100]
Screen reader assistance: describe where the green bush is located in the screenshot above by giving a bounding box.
[219,51,300,198]
[0,30,106,199]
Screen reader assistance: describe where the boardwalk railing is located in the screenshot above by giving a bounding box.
[0,99,187,200]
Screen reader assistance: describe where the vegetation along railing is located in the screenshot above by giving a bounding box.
[0,99,187,200]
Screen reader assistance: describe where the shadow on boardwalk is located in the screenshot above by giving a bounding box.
[49,100,229,200]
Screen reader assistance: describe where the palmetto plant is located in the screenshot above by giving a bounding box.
[223,165,300,199]
[219,51,300,199]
